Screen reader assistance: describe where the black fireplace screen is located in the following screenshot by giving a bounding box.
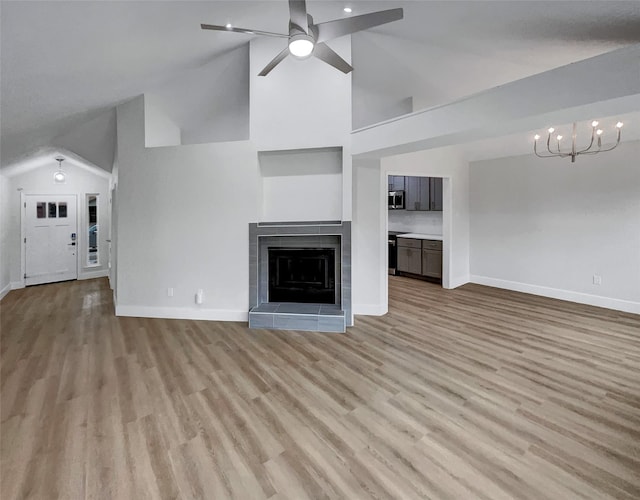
[268,248,336,304]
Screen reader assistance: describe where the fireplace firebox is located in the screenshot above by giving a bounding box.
[269,248,336,304]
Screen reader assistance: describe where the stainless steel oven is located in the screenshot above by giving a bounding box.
[388,190,405,210]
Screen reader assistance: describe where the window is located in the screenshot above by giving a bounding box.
[58,202,67,218]
[36,202,46,218]
[87,195,99,266]
[48,202,57,218]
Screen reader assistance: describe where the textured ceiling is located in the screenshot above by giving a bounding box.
[2,1,639,166]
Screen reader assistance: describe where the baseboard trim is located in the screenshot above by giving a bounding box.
[0,282,11,301]
[79,269,109,280]
[447,274,470,289]
[11,281,24,290]
[115,304,248,322]
[470,275,640,315]
[353,304,387,316]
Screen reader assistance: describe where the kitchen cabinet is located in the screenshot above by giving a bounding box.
[388,176,405,191]
[397,238,422,275]
[405,177,430,211]
[429,178,443,211]
[421,240,443,279]
[397,237,442,281]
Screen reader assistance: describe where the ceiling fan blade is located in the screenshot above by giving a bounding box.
[288,0,309,33]
[313,42,353,74]
[201,24,288,38]
[315,8,403,42]
[258,47,290,76]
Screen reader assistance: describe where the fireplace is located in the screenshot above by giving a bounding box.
[248,221,351,332]
[269,248,336,304]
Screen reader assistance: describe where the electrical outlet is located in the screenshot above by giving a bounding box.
[593,275,602,285]
[167,287,174,297]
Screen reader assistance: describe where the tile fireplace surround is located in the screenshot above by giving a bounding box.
[248,221,352,333]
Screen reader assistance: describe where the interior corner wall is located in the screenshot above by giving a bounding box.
[144,94,182,148]
[115,95,260,321]
[469,140,640,313]
[0,173,11,299]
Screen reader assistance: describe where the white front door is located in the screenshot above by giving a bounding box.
[24,195,78,286]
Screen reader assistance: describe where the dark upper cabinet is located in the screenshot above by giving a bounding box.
[405,177,430,211]
[388,176,405,191]
[390,176,443,211]
[429,177,443,211]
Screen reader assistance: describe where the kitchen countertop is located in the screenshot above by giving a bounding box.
[397,233,443,241]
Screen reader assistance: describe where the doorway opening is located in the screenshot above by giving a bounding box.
[385,174,449,312]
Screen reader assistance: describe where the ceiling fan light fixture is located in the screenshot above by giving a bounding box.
[288,33,314,58]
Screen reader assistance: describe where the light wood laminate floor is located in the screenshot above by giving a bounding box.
[1,277,639,499]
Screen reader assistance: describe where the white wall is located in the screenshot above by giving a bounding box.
[388,210,443,235]
[146,45,250,145]
[4,160,111,288]
[470,140,640,313]
[352,158,385,314]
[53,108,117,172]
[249,36,352,151]
[144,95,182,148]
[115,96,260,320]
[260,148,342,222]
[249,36,353,221]
[0,172,11,299]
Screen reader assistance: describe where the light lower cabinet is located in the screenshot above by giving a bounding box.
[397,238,442,280]
[422,249,443,278]
[397,238,422,274]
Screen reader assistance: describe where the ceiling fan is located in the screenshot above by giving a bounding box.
[201,0,403,76]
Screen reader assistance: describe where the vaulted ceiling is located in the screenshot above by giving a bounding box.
[2,1,639,169]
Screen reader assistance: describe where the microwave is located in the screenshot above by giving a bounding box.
[388,190,405,210]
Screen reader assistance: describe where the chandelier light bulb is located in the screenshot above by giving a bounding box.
[344,7,352,13]
[591,120,599,127]
[596,129,603,136]
[548,127,554,134]
[616,121,624,128]
[556,135,563,141]
[534,134,540,140]
[225,23,232,28]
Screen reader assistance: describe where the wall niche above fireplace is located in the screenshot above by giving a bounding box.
[249,221,351,333]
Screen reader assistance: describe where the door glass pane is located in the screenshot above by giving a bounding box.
[58,202,67,218]
[87,195,98,266]
[48,202,57,218]
[37,202,46,218]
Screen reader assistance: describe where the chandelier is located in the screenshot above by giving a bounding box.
[533,120,623,163]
